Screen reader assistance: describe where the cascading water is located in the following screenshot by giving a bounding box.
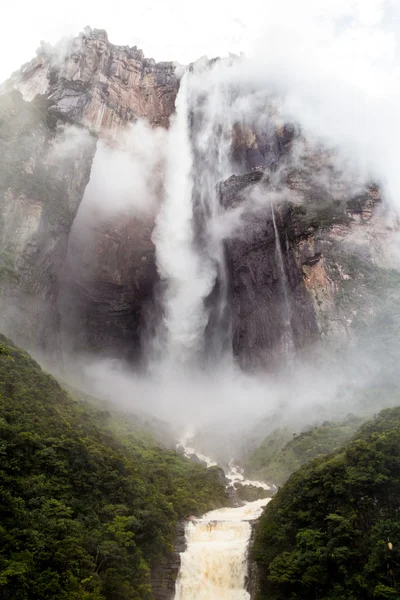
[271,204,295,363]
[151,64,236,369]
[175,441,271,600]
[175,502,268,600]
[189,71,235,359]
[152,71,215,366]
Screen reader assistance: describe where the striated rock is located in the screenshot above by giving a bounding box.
[220,163,397,366]
[0,90,96,354]
[0,28,178,358]
[3,27,179,132]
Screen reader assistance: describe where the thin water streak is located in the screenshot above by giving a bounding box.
[271,204,295,364]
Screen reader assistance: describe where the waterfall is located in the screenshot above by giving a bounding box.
[152,71,215,366]
[175,501,268,600]
[175,441,271,600]
[151,67,234,368]
[271,204,295,362]
[190,73,234,359]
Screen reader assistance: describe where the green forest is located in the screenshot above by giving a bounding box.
[3,331,400,600]
[0,335,227,600]
[244,415,364,485]
[253,407,400,599]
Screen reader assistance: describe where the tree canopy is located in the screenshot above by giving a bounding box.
[0,334,227,600]
[244,415,363,486]
[253,407,400,599]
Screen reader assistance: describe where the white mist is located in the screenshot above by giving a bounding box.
[152,72,215,366]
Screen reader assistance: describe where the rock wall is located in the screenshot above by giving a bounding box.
[3,27,179,132]
[221,171,319,367]
[60,208,157,359]
[0,90,96,354]
[220,162,397,367]
[150,521,186,600]
[0,28,179,358]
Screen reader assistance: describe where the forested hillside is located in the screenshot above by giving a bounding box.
[0,335,227,600]
[253,407,400,600]
[244,415,364,486]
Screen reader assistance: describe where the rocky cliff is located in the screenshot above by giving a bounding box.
[0,90,96,354]
[0,28,178,358]
[3,27,178,131]
[1,27,398,369]
[220,153,399,367]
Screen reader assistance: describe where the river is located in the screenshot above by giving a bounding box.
[175,441,271,599]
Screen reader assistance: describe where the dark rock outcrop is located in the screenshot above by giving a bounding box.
[0,90,96,354]
[150,520,187,600]
[220,163,395,367]
[60,210,157,360]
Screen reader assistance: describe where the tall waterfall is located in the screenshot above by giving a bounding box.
[175,501,269,600]
[152,72,214,365]
[190,73,234,359]
[151,66,234,369]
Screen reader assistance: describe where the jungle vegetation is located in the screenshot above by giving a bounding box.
[0,334,227,600]
[253,407,400,600]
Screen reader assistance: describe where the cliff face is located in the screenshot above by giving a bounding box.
[3,27,178,131]
[220,161,398,367]
[60,208,157,359]
[0,28,178,357]
[221,172,319,367]
[1,27,398,368]
[0,90,96,353]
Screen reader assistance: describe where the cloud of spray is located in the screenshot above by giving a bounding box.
[77,331,395,462]
[50,124,94,160]
[63,118,168,289]
[61,1,400,461]
[230,4,400,213]
[82,120,167,219]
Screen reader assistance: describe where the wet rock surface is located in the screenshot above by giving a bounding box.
[151,520,187,600]
[220,166,393,366]
[0,90,96,355]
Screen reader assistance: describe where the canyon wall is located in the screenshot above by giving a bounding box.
[221,162,398,367]
[0,28,178,358]
[0,90,96,354]
[1,27,398,367]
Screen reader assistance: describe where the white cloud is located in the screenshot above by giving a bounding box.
[3,0,396,84]
[82,120,167,218]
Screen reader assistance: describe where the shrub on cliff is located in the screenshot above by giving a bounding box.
[253,407,400,599]
[0,335,227,600]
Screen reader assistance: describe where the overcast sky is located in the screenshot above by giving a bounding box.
[1,0,399,83]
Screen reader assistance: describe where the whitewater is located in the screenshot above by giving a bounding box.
[175,442,271,599]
